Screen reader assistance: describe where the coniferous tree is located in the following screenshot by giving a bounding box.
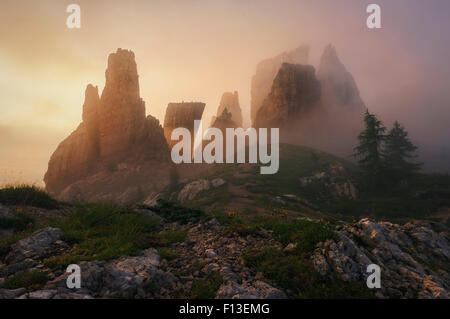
[383,121,421,184]
[354,110,386,190]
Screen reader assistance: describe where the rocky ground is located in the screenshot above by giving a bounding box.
[0,203,448,299]
[311,219,449,298]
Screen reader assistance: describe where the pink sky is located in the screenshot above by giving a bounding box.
[1,0,449,184]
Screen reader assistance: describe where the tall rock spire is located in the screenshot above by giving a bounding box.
[317,44,365,110]
[45,49,170,203]
[98,49,147,161]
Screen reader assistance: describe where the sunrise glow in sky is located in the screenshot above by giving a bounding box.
[1,0,449,184]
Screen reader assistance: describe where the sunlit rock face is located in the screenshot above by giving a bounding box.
[163,102,205,150]
[250,45,309,124]
[213,91,242,128]
[254,63,321,130]
[317,45,365,111]
[97,49,147,162]
[44,49,170,203]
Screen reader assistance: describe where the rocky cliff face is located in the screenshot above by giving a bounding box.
[44,49,170,203]
[317,45,365,111]
[212,91,242,128]
[251,45,309,123]
[254,63,321,130]
[163,102,205,149]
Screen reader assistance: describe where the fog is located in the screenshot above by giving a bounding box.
[1,0,449,185]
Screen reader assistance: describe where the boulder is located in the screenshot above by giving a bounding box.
[311,219,450,298]
[177,178,226,203]
[6,227,64,264]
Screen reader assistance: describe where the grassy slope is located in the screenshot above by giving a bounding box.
[0,182,446,298]
[172,143,450,224]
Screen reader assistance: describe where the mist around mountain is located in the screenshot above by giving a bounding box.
[1,44,449,300]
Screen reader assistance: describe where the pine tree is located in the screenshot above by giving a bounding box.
[354,110,386,189]
[383,121,421,184]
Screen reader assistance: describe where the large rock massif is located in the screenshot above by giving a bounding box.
[252,45,365,156]
[163,102,206,150]
[251,45,310,123]
[44,49,171,203]
[254,63,321,129]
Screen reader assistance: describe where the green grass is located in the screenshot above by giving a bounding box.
[157,230,187,246]
[250,144,347,197]
[158,248,179,261]
[152,199,206,224]
[0,213,34,232]
[0,185,59,209]
[237,217,371,298]
[173,144,450,223]
[4,270,48,291]
[323,173,450,221]
[44,203,160,269]
[243,248,372,299]
[189,271,223,299]
[264,219,338,253]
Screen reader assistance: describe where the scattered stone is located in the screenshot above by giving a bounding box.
[211,178,226,188]
[299,164,358,199]
[178,179,227,203]
[284,243,297,252]
[205,249,217,259]
[0,288,26,299]
[5,227,64,264]
[0,204,15,219]
[216,281,287,299]
[142,192,162,207]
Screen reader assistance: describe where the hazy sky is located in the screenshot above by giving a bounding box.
[1,0,449,184]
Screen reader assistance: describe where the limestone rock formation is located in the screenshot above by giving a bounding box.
[212,91,242,127]
[44,49,170,203]
[251,45,365,156]
[163,102,205,149]
[318,45,365,111]
[311,219,450,298]
[299,163,358,200]
[251,45,309,123]
[177,178,226,203]
[253,63,321,129]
